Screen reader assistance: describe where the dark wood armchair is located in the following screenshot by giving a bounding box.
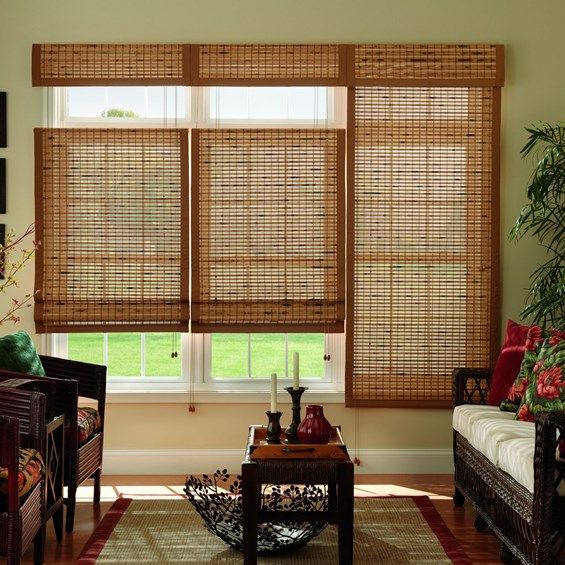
[0,388,46,565]
[0,355,106,534]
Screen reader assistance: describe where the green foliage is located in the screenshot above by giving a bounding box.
[101,108,139,118]
[511,122,565,329]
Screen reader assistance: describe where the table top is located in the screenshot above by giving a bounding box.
[245,425,350,462]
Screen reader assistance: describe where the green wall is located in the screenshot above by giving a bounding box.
[0,0,563,458]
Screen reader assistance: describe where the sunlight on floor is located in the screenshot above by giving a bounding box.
[74,483,450,502]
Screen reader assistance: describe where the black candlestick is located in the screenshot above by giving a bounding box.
[266,411,283,444]
[284,386,308,444]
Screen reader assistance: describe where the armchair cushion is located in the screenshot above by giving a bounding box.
[0,331,46,376]
[76,406,102,444]
[0,447,44,501]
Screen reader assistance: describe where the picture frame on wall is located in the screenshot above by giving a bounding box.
[0,92,6,148]
[0,158,5,213]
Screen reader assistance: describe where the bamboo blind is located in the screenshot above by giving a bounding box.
[32,43,503,87]
[352,44,504,86]
[346,86,499,406]
[34,128,189,332]
[192,128,345,332]
[32,44,190,85]
[191,44,346,85]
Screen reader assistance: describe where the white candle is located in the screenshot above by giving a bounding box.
[270,373,277,413]
[293,351,300,390]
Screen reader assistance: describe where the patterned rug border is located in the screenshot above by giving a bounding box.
[78,495,472,564]
[78,497,132,564]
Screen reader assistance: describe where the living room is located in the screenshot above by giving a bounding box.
[0,1,564,564]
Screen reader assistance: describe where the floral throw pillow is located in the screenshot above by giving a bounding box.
[500,325,547,413]
[516,336,565,422]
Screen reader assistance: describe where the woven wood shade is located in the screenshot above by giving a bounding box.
[346,86,500,406]
[192,128,345,332]
[191,44,347,85]
[34,128,189,332]
[32,44,190,85]
[351,44,504,86]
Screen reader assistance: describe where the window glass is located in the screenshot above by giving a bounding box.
[145,333,182,377]
[210,333,249,378]
[107,333,141,377]
[209,87,328,121]
[287,334,325,376]
[67,333,105,365]
[250,334,286,378]
[210,333,325,379]
[66,86,187,119]
[67,87,107,118]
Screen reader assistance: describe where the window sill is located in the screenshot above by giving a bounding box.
[105,390,345,404]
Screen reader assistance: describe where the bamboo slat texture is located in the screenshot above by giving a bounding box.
[352,44,504,86]
[34,128,189,332]
[346,86,497,406]
[32,43,189,85]
[191,128,345,332]
[191,44,346,85]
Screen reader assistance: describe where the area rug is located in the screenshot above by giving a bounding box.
[78,496,471,564]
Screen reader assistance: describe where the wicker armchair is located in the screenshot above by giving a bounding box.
[452,368,565,564]
[0,388,46,565]
[0,355,106,534]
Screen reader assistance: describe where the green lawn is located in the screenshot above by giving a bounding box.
[67,333,324,379]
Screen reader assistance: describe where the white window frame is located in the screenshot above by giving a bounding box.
[55,85,192,128]
[201,333,343,392]
[51,333,189,392]
[53,86,346,129]
[48,332,345,400]
[46,86,346,401]
[193,86,346,128]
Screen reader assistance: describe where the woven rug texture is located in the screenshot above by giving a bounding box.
[78,496,471,564]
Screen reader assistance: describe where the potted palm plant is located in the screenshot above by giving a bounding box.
[511,122,564,328]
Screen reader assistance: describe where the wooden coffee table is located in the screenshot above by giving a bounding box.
[241,425,354,564]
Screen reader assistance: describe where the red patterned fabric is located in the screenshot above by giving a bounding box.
[0,448,44,502]
[487,320,530,405]
[77,407,102,444]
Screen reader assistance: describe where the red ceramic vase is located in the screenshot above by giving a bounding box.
[297,404,332,444]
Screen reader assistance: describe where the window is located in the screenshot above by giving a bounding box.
[53,331,343,393]
[66,86,188,120]
[49,85,345,396]
[36,43,502,407]
[54,85,344,128]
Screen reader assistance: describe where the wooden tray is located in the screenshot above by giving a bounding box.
[248,426,349,461]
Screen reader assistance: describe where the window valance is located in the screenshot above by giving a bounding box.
[32,43,504,87]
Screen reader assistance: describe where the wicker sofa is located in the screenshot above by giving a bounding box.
[453,368,565,564]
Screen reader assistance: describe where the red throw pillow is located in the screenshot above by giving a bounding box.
[487,320,530,405]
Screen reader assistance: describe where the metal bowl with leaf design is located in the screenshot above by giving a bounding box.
[184,469,328,555]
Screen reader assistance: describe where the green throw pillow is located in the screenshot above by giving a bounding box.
[0,331,46,376]
[516,335,565,422]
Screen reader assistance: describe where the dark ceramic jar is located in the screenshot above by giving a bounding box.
[296,404,332,444]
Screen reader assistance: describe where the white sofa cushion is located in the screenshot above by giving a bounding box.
[470,418,535,466]
[454,405,565,495]
[452,404,514,442]
[498,437,535,493]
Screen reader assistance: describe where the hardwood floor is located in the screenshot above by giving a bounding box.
[21,474,502,564]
